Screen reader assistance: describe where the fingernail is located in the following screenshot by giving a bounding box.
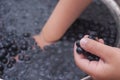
[80,38,87,48]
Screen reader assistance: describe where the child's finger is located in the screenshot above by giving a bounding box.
[80,38,116,62]
[98,39,104,44]
[84,35,104,44]
[84,35,89,38]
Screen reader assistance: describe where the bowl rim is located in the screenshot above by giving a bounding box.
[101,0,120,47]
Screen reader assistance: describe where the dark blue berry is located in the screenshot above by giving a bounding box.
[76,41,80,47]
[24,55,31,61]
[76,47,83,54]
[0,64,4,71]
[23,33,31,37]
[1,58,8,64]
[88,31,98,37]
[0,71,3,75]
[9,58,16,64]
[6,38,15,45]
[11,45,18,51]
[9,52,17,57]
[88,35,96,40]
[18,54,25,61]
[7,62,13,68]
[0,49,8,58]
[78,34,83,39]
[2,41,11,48]
[21,45,28,50]
[0,43,4,49]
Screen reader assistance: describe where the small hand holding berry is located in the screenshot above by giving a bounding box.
[74,38,120,80]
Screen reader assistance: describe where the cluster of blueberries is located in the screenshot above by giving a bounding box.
[0,19,117,79]
[76,31,100,61]
[62,19,117,61]
[0,30,33,76]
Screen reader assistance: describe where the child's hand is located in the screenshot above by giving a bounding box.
[33,33,53,49]
[74,38,120,80]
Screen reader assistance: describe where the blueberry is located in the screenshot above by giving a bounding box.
[20,39,27,45]
[83,52,90,57]
[0,33,3,40]
[0,43,4,49]
[87,56,95,61]
[7,62,13,68]
[76,47,84,54]
[76,41,80,47]
[78,34,83,39]
[1,58,8,64]
[11,45,18,51]
[110,34,115,39]
[8,32,14,36]
[0,49,8,58]
[94,56,100,61]
[0,71,3,75]
[88,31,98,37]
[9,52,17,57]
[85,52,100,61]
[101,33,109,37]
[108,38,115,45]
[105,31,110,35]
[0,64,4,71]
[79,27,85,34]
[88,35,96,40]
[6,38,15,45]
[24,55,31,61]
[69,37,76,42]
[110,30,116,35]
[20,45,28,50]
[23,33,31,37]
[100,27,105,32]
[18,54,25,61]
[9,58,16,64]
[8,48,13,52]
[87,53,99,61]
[2,41,11,48]
[103,37,108,42]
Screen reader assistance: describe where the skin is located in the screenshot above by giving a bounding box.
[74,38,120,80]
[34,0,92,49]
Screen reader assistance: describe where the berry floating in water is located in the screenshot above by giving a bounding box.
[18,54,25,61]
[0,71,3,76]
[7,62,13,68]
[1,58,8,64]
[11,45,18,51]
[0,49,7,59]
[24,55,31,61]
[9,58,16,64]
[20,45,28,50]
[9,52,17,57]
[0,64,4,71]
[23,33,31,37]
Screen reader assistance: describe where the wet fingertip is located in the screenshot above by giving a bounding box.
[80,38,88,48]
[84,35,89,38]
[99,39,104,44]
